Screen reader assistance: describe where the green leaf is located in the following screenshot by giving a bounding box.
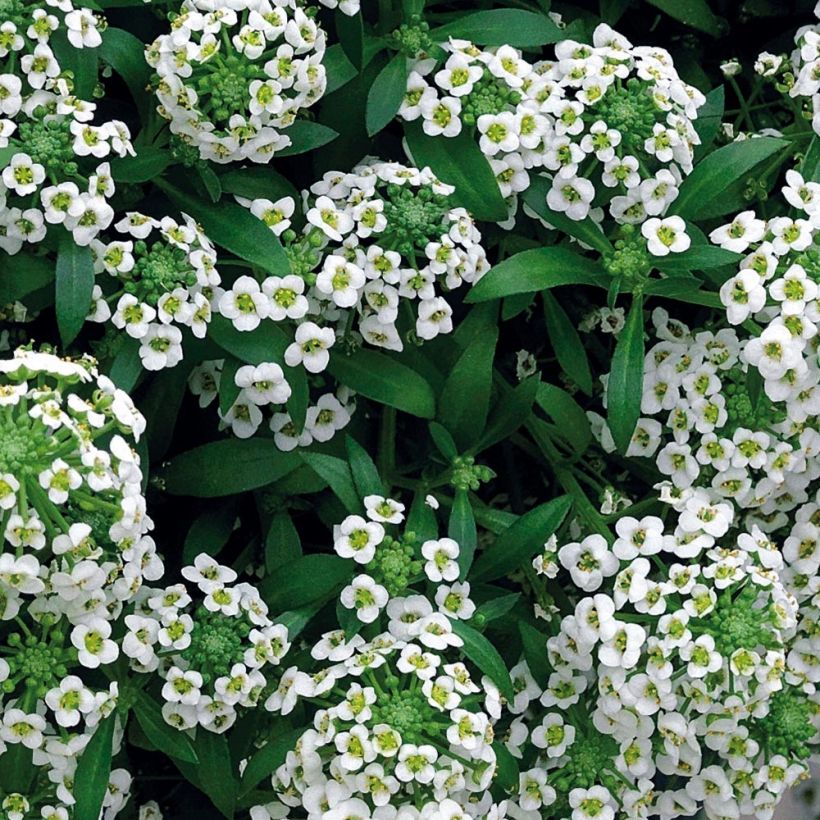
[438,312,499,450]
[470,495,572,583]
[73,711,115,820]
[110,148,172,183]
[218,357,244,418]
[606,295,645,454]
[694,86,725,156]
[656,245,742,273]
[209,314,289,365]
[133,692,199,764]
[324,43,359,95]
[466,247,607,303]
[220,166,300,204]
[645,0,723,35]
[429,421,459,460]
[406,490,439,542]
[535,384,591,455]
[543,291,593,395]
[430,9,565,47]
[183,500,237,564]
[671,137,789,220]
[239,727,304,797]
[160,182,289,276]
[449,619,514,702]
[276,121,339,157]
[0,252,55,303]
[286,364,309,434]
[367,53,409,136]
[107,336,142,392]
[99,28,152,120]
[449,488,477,580]
[802,134,820,183]
[336,8,364,68]
[300,452,361,513]
[491,741,520,794]
[162,440,300,497]
[518,621,550,687]
[199,164,223,203]
[265,510,302,573]
[328,349,436,418]
[55,237,94,347]
[50,30,97,99]
[522,177,613,254]
[261,554,351,610]
[404,121,507,221]
[643,279,723,307]
[478,376,539,453]
[475,591,520,623]
[195,731,236,819]
[346,435,384,498]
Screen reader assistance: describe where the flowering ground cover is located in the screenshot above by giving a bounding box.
[0,0,818,818]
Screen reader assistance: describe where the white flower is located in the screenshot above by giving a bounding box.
[2,153,45,196]
[547,176,595,221]
[220,276,270,331]
[710,210,766,252]
[558,534,619,592]
[340,574,389,623]
[139,325,184,371]
[421,537,460,583]
[641,216,691,256]
[71,619,118,668]
[316,255,366,308]
[334,515,385,564]
[284,322,335,373]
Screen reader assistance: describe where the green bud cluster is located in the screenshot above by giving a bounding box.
[0,415,41,475]
[722,368,786,433]
[282,227,324,278]
[3,631,74,698]
[195,54,264,123]
[124,240,197,306]
[381,183,451,255]
[0,0,27,30]
[461,75,521,126]
[170,134,207,168]
[450,456,495,492]
[17,118,76,174]
[751,688,816,760]
[389,16,433,57]
[365,534,422,597]
[792,247,820,284]
[592,78,659,144]
[548,728,620,797]
[371,687,436,743]
[603,225,653,289]
[700,585,779,657]
[181,606,251,683]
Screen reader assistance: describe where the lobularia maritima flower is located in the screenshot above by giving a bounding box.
[0,347,162,818]
[124,553,290,734]
[145,0,357,164]
[85,211,222,371]
[189,158,488,444]
[511,495,817,820]
[592,306,819,527]
[248,497,506,819]
[0,0,135,254]
[399,24,705,227]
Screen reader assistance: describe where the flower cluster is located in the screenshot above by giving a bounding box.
[400,23,705,225]
[233,158,490,350]
[146,0,342,164]
[0,347,160,818]
[86,211,222,371]
[249,497,504,818]
[187,357,355,446]
[189,158,488,444]
[125,553,291,733]
[715,168,819,406]
[784,7,820,136]
[507,499,816,820]
[594,307,818,523]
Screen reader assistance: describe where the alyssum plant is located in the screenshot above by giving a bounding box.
[0,0,817,819]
